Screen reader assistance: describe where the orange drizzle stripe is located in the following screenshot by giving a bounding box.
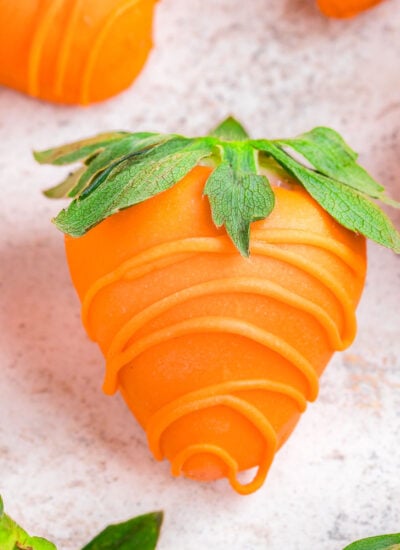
[80,237,230,335]
[106,277,346,369]
[171,443,270,496]
[82,236,356,350]
[146,392,277,460]
[80,0,142,105]
[252,228,365,275]
[251,241,357,341]
[54,0,82,97]
[28,0,64,96]
[103,316,319,400]
[148,379,308,449]
[147,391,278,495]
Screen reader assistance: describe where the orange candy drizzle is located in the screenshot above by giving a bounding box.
[65,168,367,493]
[317,0,384,17]
[79,228,362,493]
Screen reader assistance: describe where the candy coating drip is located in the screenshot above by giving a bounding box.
[145,379,306,494]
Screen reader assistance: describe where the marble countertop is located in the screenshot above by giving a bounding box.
[1,0,400,549]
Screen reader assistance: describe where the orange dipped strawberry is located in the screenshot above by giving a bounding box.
[317,0,385,18]
[36,118,400,494]
[0,0,158,105]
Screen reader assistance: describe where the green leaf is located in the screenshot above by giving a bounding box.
[209,116,250,141]
[43,134,169,199]
[298,172,400,252]
[343,533,400,550]
[204,145,275,256]
[255,141,400,253]
[81,511,163,550]
[0,496,56,550]
[44,166,87,198]
[276,127,399,207]
[54,137,213,236]
[33,132,130,165]
[37,119,400,256]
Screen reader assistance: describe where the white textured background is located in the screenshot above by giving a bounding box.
[1,0,400,549]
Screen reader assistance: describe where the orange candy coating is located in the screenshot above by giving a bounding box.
[65,166,367,494]
[317,0,384,18]
[0,0,157,105]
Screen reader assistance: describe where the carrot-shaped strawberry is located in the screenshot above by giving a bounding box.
[36,117,400,494]
[0,0,157,105]
[317,0,385,18]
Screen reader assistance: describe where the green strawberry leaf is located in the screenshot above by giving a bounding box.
[37,118,400,256]
[53,137,213,236]
[44,134,170,199]
[255,140,400,253]
[33,132,131,165]
[209,116,250,141]
[0,496,56,550]
[204,144,275,255]
[276,127,399,207]
[343,533,400,549]
[81,511,163,550]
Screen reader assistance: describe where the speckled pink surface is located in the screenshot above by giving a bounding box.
[1,1,400,549]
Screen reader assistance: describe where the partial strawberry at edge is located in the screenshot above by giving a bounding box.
[317,0,385,18]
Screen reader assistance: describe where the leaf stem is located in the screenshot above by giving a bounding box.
[220,142,258,173]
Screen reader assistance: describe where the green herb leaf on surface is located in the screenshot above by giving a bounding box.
[0,496,56,550]
[81,511,163,550]
[343,533,400,550]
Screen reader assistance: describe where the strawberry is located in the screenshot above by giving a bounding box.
[0,0,157,105]
[317,0,385,18]
[36,118,400,494]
